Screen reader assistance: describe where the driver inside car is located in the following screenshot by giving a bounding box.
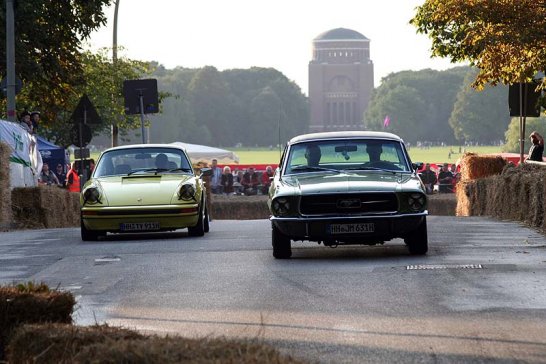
[365,142,383,164]
[305,144,322,167]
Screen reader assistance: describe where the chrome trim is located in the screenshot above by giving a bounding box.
[271,211,428,222]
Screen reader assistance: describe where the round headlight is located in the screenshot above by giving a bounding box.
[408,193,425,211]
[178,184,196,200]
[272,197,290,216]
[83,187,101,204]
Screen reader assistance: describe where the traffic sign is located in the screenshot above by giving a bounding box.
[70,94,102,124]
[70,124,92,147]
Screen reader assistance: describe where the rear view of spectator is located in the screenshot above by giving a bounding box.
[261,165,274,195]
[242,167,260,195]
[220,166,234,194]
[39,162,60,186]
[419,163,437,194]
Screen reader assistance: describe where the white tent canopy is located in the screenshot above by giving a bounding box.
[171,142,239,165]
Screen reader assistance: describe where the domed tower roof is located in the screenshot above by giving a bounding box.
[314,28,369,41]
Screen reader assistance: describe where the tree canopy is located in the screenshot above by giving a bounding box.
[364,67,469,144]
[0,0,112,118]
[149,66,308,147]
[411,0,546,89]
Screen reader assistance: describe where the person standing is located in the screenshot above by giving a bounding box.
[220,166,234,195]
[54,163,67,187]
[66,162,80,192]
[261,165,274,195]
[19,111,33,133]
[210,159,222,194]
[39,163,61,186]
[419,163,437,194]
[30,111,41,134]
[438,163,453,193]
[526,131,544,162]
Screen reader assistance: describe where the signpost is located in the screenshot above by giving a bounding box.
[70,94,101,188]
[123,79,159,144]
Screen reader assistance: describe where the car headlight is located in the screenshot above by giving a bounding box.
[83,187,101,204]
[271,197,291,216]
[408,193,426,212]
[178,183,196,200]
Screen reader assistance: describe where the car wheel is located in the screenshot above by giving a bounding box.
[203,207,210,233]
[272,225,292,259]
[81,218,100,241]
[188,209,205,237]
[404,218,428,255]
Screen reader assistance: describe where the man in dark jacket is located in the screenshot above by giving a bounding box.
[419,163,437,194]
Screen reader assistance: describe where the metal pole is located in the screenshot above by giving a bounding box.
[111,0,120,147]
[139,94,146,144]
[519,82,524,164]
[5,0,16,122]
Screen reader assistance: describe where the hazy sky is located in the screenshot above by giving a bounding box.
[87,0,461,94]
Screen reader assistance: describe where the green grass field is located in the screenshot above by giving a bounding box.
[229,145,503,165]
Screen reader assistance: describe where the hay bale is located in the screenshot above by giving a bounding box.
[211,195,270,220]
[455,181,472,216]
[73,336,306,364]
[0,283,75,361]
[459,153,507,181]
[11,186,80,229]
[427,194,456,216]
[0,142,12,229]
[7,324,143,364]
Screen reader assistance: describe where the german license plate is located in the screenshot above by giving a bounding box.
[120,222,160,231]
[329,223,374,234]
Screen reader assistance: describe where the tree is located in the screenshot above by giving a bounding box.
[38,49,155,147]
[449,69,510,144]
[0,0,113,121]
[411,0,546,89]
[504,117,546,153]
[364,68,468,143]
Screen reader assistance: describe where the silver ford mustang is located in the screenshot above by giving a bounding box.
[268,131,428,259]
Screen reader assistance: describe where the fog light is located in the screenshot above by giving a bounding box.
[272,197,290,216]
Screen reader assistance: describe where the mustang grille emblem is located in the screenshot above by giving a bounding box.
[337,199,361,209]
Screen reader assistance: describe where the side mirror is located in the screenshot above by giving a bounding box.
[200,167,212,177]
[412,162,423,171]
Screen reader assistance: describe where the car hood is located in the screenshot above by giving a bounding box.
[278,171,422,194]
[93,174,194,206]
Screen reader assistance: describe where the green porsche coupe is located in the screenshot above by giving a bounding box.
[80,144,210,241]
[268,131,428,259]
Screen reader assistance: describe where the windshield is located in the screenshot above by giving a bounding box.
[284,139,410,175]
[93,147,193,177]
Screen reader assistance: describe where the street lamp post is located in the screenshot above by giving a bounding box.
[111,0,120,147]
[5,0,16,122]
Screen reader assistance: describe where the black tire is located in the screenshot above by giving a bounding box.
[188,209,205,237]
[272,225,292,259]
[81,219,101,241]
[203,207,210,233]
[404,218,428,255]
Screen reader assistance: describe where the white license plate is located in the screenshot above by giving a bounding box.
[120,222,160,231]
[329,223,374,234]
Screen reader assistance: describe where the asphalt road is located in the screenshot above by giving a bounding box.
[1,216,545,363]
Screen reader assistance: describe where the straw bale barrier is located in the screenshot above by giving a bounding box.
[427,193,457,216]
[7,324,306,364]
[456,163,546,233]
[211,194,270,220]
[459,152,507,181]
[0,283,75,361]
[0,142,12,229]
[7,324,143,364]
[11,187,80,229]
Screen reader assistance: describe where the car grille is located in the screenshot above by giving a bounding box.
[299,193,398,215]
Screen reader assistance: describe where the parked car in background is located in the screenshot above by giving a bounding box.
[80,144,210,241]
[268,131,428,258]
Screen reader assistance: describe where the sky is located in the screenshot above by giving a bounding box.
[87,0,461,94]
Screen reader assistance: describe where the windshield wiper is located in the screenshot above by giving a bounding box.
[167,167,193,173]
[342,166,404,174]
[291,165,340,173]
[127,168,167,176]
